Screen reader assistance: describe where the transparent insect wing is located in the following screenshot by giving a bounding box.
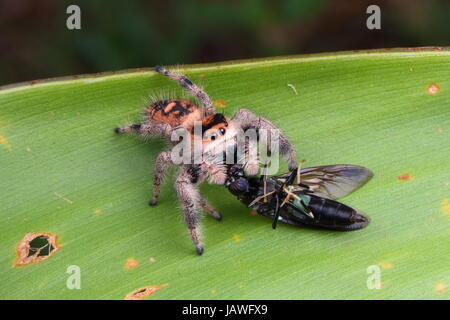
[276,164,373,200]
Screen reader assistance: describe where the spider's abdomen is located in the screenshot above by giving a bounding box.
[146,99,201,127]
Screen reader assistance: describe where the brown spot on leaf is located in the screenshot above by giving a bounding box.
[378,262,393,270]
[149,257,156,263]
[14,232,61,267]
[250,210,258,216]
[124,258,140,270]
[435,283,446,294]
[427,83,441,95]
[232,233,241,243]
[397,173,415,181]
[0,136,13,151]
[124,285,166,300]
[440,198,450,217]
[94,209,101,215]
[197,74,205,79]
[213,100,226,108]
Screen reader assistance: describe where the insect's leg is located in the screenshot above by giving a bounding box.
[154,66,215,116]
[175,169,204,255]
[233,109,296,170]
[284,160,306,186]
[272,193,281,230]
[284,169,298,186]
[199,197,222,221]
[115,122,172,138]
[295,159,306,184]
[149,151,172,206]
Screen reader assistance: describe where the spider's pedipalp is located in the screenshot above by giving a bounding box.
[233,109,297,170]
[154,66,215,116]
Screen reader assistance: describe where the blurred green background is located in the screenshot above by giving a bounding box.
[1,0,449,86]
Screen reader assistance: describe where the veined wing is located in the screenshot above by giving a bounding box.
[275,164,373,200]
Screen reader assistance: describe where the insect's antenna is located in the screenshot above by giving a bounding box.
[272,193,280,229]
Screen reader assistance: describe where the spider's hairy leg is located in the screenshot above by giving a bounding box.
[115,122,172,138]
[149,151,172,206]
[233,109,297,170]
[244,136,260,176]
[175,168,205,255]
[200,197,222,221]
[154,66,215,116]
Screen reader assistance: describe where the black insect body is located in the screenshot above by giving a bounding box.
[226,164,373,231]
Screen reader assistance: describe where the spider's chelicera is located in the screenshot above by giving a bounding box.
[115,66,296,255]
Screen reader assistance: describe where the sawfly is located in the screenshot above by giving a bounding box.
[226,163,373,230]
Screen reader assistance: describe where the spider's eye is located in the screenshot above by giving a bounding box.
[210,132,217,141]
[219,128,226,135]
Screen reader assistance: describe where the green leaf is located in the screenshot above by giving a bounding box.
[1,48,449,299]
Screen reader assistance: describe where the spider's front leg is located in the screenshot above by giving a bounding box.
[233,109,297,171]
[174,166,206,255]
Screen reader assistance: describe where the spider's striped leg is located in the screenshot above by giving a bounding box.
[115,122,172,138]
[154,66,215,116]
[175,167,205,255]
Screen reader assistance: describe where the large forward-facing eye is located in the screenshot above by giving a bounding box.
[219,128,226,135]
[210,132,217,141]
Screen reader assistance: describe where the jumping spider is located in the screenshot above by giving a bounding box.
[115,66,297,255]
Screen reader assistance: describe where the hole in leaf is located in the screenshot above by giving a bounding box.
[14,232,60,267]
[27,236,55,257]
[124,285,167,300]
